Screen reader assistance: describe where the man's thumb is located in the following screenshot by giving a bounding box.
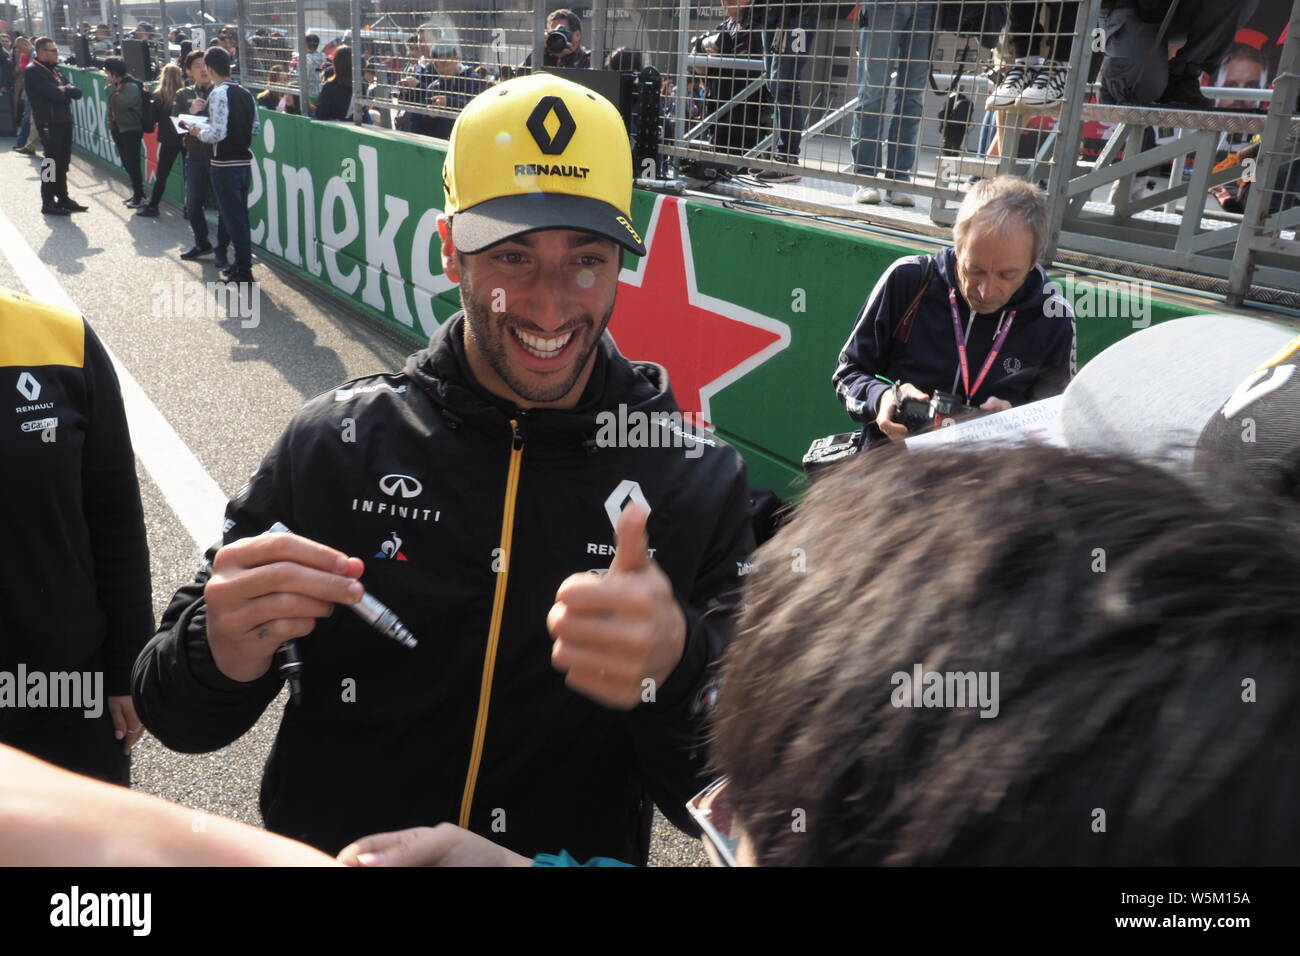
[609,502,651,574]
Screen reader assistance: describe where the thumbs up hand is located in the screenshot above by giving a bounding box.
[547,503,687,710]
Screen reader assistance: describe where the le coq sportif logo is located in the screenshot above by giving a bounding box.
[526,96,577,155]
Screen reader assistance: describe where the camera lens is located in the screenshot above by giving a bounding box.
[545,24,572,55]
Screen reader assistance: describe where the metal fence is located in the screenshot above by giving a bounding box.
[28,0,1300,302]
[42,0,189,69]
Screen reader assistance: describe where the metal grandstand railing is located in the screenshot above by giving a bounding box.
[1228,2,1300,303]
[26,0,1298,302]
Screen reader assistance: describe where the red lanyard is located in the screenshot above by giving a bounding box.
[948,288,1016,405]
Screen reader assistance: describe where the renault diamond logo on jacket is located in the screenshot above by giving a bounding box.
[603,479,650,529]
[16,372,41,402]
[526,95,577,155]
[379,474,423,498]
[588,480,654,558]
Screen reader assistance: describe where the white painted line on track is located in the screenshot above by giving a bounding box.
[0,207,228,552]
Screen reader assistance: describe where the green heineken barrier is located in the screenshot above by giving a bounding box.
[64,65,1206,494]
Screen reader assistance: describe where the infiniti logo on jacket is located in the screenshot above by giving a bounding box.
[379,473,423,498]
[352,473,439,522]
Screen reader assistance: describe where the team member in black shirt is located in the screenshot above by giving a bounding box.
[23,37,86,215]
[134,73,754,864]
[0,286,152,784]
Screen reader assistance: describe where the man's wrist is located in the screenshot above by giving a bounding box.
[642,599,704,711]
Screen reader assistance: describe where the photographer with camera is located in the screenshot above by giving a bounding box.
[521,8,591,71]
[833,176,1075,444]
[693,0,766,160]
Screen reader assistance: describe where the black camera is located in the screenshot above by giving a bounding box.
[545,23,574,56]
[893,390,966,432]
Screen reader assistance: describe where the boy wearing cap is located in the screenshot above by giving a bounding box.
[134,73,755,865]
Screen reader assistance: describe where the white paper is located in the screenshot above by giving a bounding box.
[173,115,210,133]
[905,395,1065,452]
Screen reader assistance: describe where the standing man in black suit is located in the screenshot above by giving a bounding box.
[24,37,87,215]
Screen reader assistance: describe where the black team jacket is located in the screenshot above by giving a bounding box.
[0,288,152,735]
[24,58,83,128]
[133,314,755,863]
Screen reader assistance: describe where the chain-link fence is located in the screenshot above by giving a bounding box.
[16,0,1297,298]
[1228,3,1300,302]
[351,5,526,134]
[41,0,204,76]
[241,0,298,97]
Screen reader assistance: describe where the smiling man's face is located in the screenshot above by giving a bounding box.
[441,224,622,409]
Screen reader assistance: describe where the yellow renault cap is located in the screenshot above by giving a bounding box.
[442,72,646,256]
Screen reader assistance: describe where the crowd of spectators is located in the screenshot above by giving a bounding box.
[4,4,1296,225]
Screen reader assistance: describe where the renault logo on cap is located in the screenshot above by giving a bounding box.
[526,95,577,155]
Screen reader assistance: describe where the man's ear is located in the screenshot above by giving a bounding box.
[437,215,461,284]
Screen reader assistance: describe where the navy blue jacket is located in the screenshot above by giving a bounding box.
[833,248,1076,438]
[401,62,485,139]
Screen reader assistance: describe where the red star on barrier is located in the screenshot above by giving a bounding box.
[143,129,160,184]
[609,196,790,424]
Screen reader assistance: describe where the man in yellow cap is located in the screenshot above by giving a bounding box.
[134,73,756,865]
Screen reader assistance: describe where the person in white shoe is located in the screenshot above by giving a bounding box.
[849,2,937,206]
[987,2,1081,111]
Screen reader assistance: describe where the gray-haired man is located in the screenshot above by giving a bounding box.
[833,176,1076,444]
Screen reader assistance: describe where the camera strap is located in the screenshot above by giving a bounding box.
[948,287,1016,405]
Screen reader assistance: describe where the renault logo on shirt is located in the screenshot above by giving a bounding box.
[16,372,41,402]
[586,479,655,558]
[379,474,423,498]
[603,479,650,529]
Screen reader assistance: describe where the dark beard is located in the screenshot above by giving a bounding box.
[460,276,615,406]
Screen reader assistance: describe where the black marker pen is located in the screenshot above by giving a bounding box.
[267,522,418,650]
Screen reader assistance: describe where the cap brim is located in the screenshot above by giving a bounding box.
[450,193,645,256]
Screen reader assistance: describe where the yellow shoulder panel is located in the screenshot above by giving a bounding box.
[0,285,86,369]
